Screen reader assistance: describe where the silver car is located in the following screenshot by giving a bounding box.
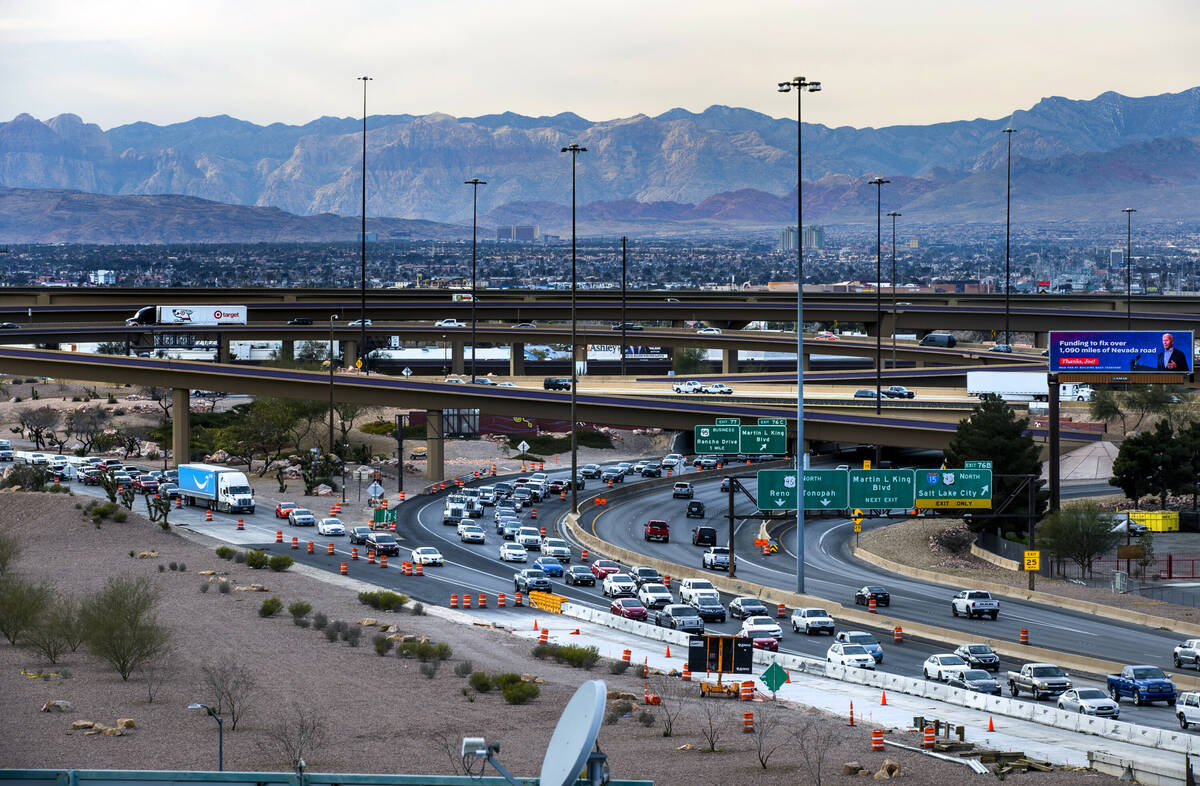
[1057,688,1120,719]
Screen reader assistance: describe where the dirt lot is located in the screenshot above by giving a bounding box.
[0,493,1116,784]
[858,517,1199,625]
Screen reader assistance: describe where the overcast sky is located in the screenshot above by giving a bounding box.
[2,0,1197,131]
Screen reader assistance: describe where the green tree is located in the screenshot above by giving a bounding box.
[0,576,52,645]
[213,398,297,475]
[1111,420,1189,508]
[1036,500,1120,577]
[284,400,328,453]
[944,396,1046,532]
[672,347,710,374]
[1179,421,1200,509]
[81,575,171,681]
[17,405,61,450]
[65,406,111,453]
[1125,384,1175,432]
[95,341,127,355]
[1088,387,1126,432]
[333,402,367,455]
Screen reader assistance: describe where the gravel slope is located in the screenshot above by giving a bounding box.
[0,493,1116,784]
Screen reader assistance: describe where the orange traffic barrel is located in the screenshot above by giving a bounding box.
[531,508,537,519]
[1019,628,1029,645]
[514,591,523,606]
[205,510,213,522]
[462,594,472,609]
[539,628,549,643]
[326,542,334,555]
[401,562,412,576]
[923,726,936,749]
[497,592,507,607]
[869,597,877,613]
[351,547,359,561]
[379,555,388,568]
[663,575,671,588]
[681,663,691,681]
[414,562,423,576]
[743,712,755,733]
[478,593,487,608]
[893,626,903,643]
[275,531,283,543]
[622,649,632,664]
[871,729,885,751]
[367,551,376,563]
[339,561,348,576]
[739,681,754,701]
[306,541,314,554]
[776,603,787,618]
[291,537,299,550]
[237,518,244,530]
[580,549,589,562]
[450,594,459,608]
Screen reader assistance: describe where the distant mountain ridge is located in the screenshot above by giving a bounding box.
[1,86,1198,237]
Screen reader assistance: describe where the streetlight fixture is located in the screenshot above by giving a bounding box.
[1123,208,1136,329]
[328,315,338,456]
[869,176,889,414]
[561,143,587,515]
[358,75,373,375]
[1003,127,1016,346]
[188,703,223,771]
[888,211,901,370]
[464,178,487,382]
[777,75,820,594]
[620,236,628,378]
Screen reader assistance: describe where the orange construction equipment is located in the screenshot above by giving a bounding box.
[339,561,348,575]
[881,691,888,706]
[291,537,299,550]
[237,518,244,530]
[1019,628,1029,645]
[379,555,388,569]
[893,626,903,643]
[514,591,523,606]
[776,603,787,619]
[988,717,995,732]
[326,542,335,555]
[923,726,936,749]
[205,510,213,522]
[739,681,754,701]
[497,592,507,608]
[478,593,487,608]
[351,547,359,561]
[868,596,878,613]
[743,712,755,733]
[462,593,471,609]
[681,663,691,681]
[275,531,283,543]
[539,628,549,643]
[849,701,855,726]
[621,649,632,664]
[306,541,314,554]
[450,594,459,608]
[871,729,885,752]
[414,562,423,576]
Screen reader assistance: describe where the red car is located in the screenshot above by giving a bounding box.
[590,559,622,579]
[742,635,778,652]
[610,598,648,620]
[275,502,297,519]
[132,475,159,493]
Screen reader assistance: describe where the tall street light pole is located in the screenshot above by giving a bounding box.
[358,75,373,374]
[188,704,223,771]
[561,143,587,515]
[869,176,889,414]
[1123,208,1136,330]
[465,178,487,382]
[778,75,820,594]
[888,211,901,371]
[620,236,628,378]
[328,315,337,456]
[1003,126,1016,346]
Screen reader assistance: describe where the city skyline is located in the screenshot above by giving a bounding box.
[2,0,1197,130]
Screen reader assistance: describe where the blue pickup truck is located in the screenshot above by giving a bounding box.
[1106,665,1178,706]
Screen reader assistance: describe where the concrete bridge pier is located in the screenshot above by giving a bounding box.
[342,340,357,369]
[217,334,231,364]
[172,388,189,467]
[425,410,445,481]
[451,341,465,375]
[722,348,739,374]
[1034,332,1050,348]
[509,342,526,376]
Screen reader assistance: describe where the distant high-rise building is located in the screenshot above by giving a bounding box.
[778,225,824,252]
[496,225,539,242]
[1110,249,1124,268]
[88,270,116,285]
[908,236,919,249]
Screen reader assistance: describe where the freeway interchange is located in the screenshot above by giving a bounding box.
[67,456,1192,734]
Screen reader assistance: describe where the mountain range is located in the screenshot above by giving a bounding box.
[1,86,1198,241]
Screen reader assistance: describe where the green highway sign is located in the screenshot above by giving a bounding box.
[373,508,397,525]
[757,417,786,426]
[756,468,849,510]
[804,469,848,510]
[694,424,740,454]
[740,424,787,454]
[760,662,789,693]
[964,460,993,470]
[715,417,741,426]
[848,469,916,509]
[914,469,993,509]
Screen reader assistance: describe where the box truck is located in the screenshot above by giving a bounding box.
[178,463,255,514]
[126,305,247,327]
[966,371,1094,402]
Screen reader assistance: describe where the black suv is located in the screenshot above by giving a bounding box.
[543,377,572,391]
[686,501,706,518]
[691,526,717,546]
[364,532,401,556]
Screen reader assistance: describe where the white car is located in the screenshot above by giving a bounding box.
[792,607,836,635]
[704,383,734,394]
[923,653,971,681]
[477,486,497,506]
[738,615,783,640]
[540,537,571,561]
[348,319,372,326]
[410,547,444,566]
[435,318,463,327]
[1057,688,1120,718]
[696,327,722,335]
[602,572,637,598]
[498,543,528,562]
[444,377,467,384]
[458,524,486,544]
[287,508,316,527]
[316,517,346,536]
[637,583,673,609]
[662,453,685,468]
[828,642,877,669]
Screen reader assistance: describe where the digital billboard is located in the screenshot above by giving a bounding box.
[1049,331,1193,375]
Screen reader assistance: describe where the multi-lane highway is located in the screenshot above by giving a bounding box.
[64,458,1192,732]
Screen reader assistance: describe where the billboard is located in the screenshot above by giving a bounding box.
[1050,331,1193,374]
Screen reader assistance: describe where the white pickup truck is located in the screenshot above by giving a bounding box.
[678,577,717,604]
[672,380,706,394]
[951,590,1000,620]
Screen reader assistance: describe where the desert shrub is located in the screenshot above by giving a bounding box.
[609,660,631,675]
[215,546,237,560]
[79,575,169,681]
[217,581,231,594]
[532,643,555,660]
[178,563,186,572]
[358,590,408,611]
[419,661,440,679]
[245,550,269,569]
[345,627,361,647]
[374,635,394,656]
[332,620,349,635]
[0,576,53,645]
[454,660,474,677]
[606,700,634,725]
[199,582,210,594]
[157,564,165,572]
[434,642,453,661]
[312,612,328,630]
[396,640,417,659]
[268,554,293,572]
[637,710,656,727]
[501,680,540,705]
[359,420,395,436]
[294,618,310,628]
[233,551,246,564]
[258,597,283,617]
[112,510,128,522]
[288,601,312,620]
[323,626,339,642]
[554,644,599,670]
[411,602,425,616]
[469,671,494,692]
[168,562,178,571]
[495,672,523,690]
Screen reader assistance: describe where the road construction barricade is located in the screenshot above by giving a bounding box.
[351,547,359,560]
[893,626,903,643]
[739,681,754,701]
[872,729,885,751]
[326,542,335,555]
[1019,629,1029,645]
[622,649,632,664]
[776,603,787,619]
[367,551,376,564]
[923,726,935,749]
[291,537,299,550]
[478,593,487,608]
[339,562,347,575]
[527,590,567,613]
[462,593,472,609]
[450,594,459,608]
[379,554,388,568]
[306,541,314,554]
[414,562,423,576]
[497,592,507,607]
[868,597,877,613]
[401,562,413,576]
[514,591,523,606]
[743,712,755,733]
[276,531,283,543]
[539,628,549,644]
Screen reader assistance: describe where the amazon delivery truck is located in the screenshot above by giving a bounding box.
[178,464,255,514]
[126,305,247,327]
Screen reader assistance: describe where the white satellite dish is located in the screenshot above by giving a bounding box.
[539,680,607,786]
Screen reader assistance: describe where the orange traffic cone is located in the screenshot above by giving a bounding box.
[988,717,995,732]
[880,691,887,706]
[533,618,538,630]
[665,645,671,658]
[569,629,580,635]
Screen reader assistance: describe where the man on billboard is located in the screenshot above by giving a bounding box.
[1157,333,1189,372]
